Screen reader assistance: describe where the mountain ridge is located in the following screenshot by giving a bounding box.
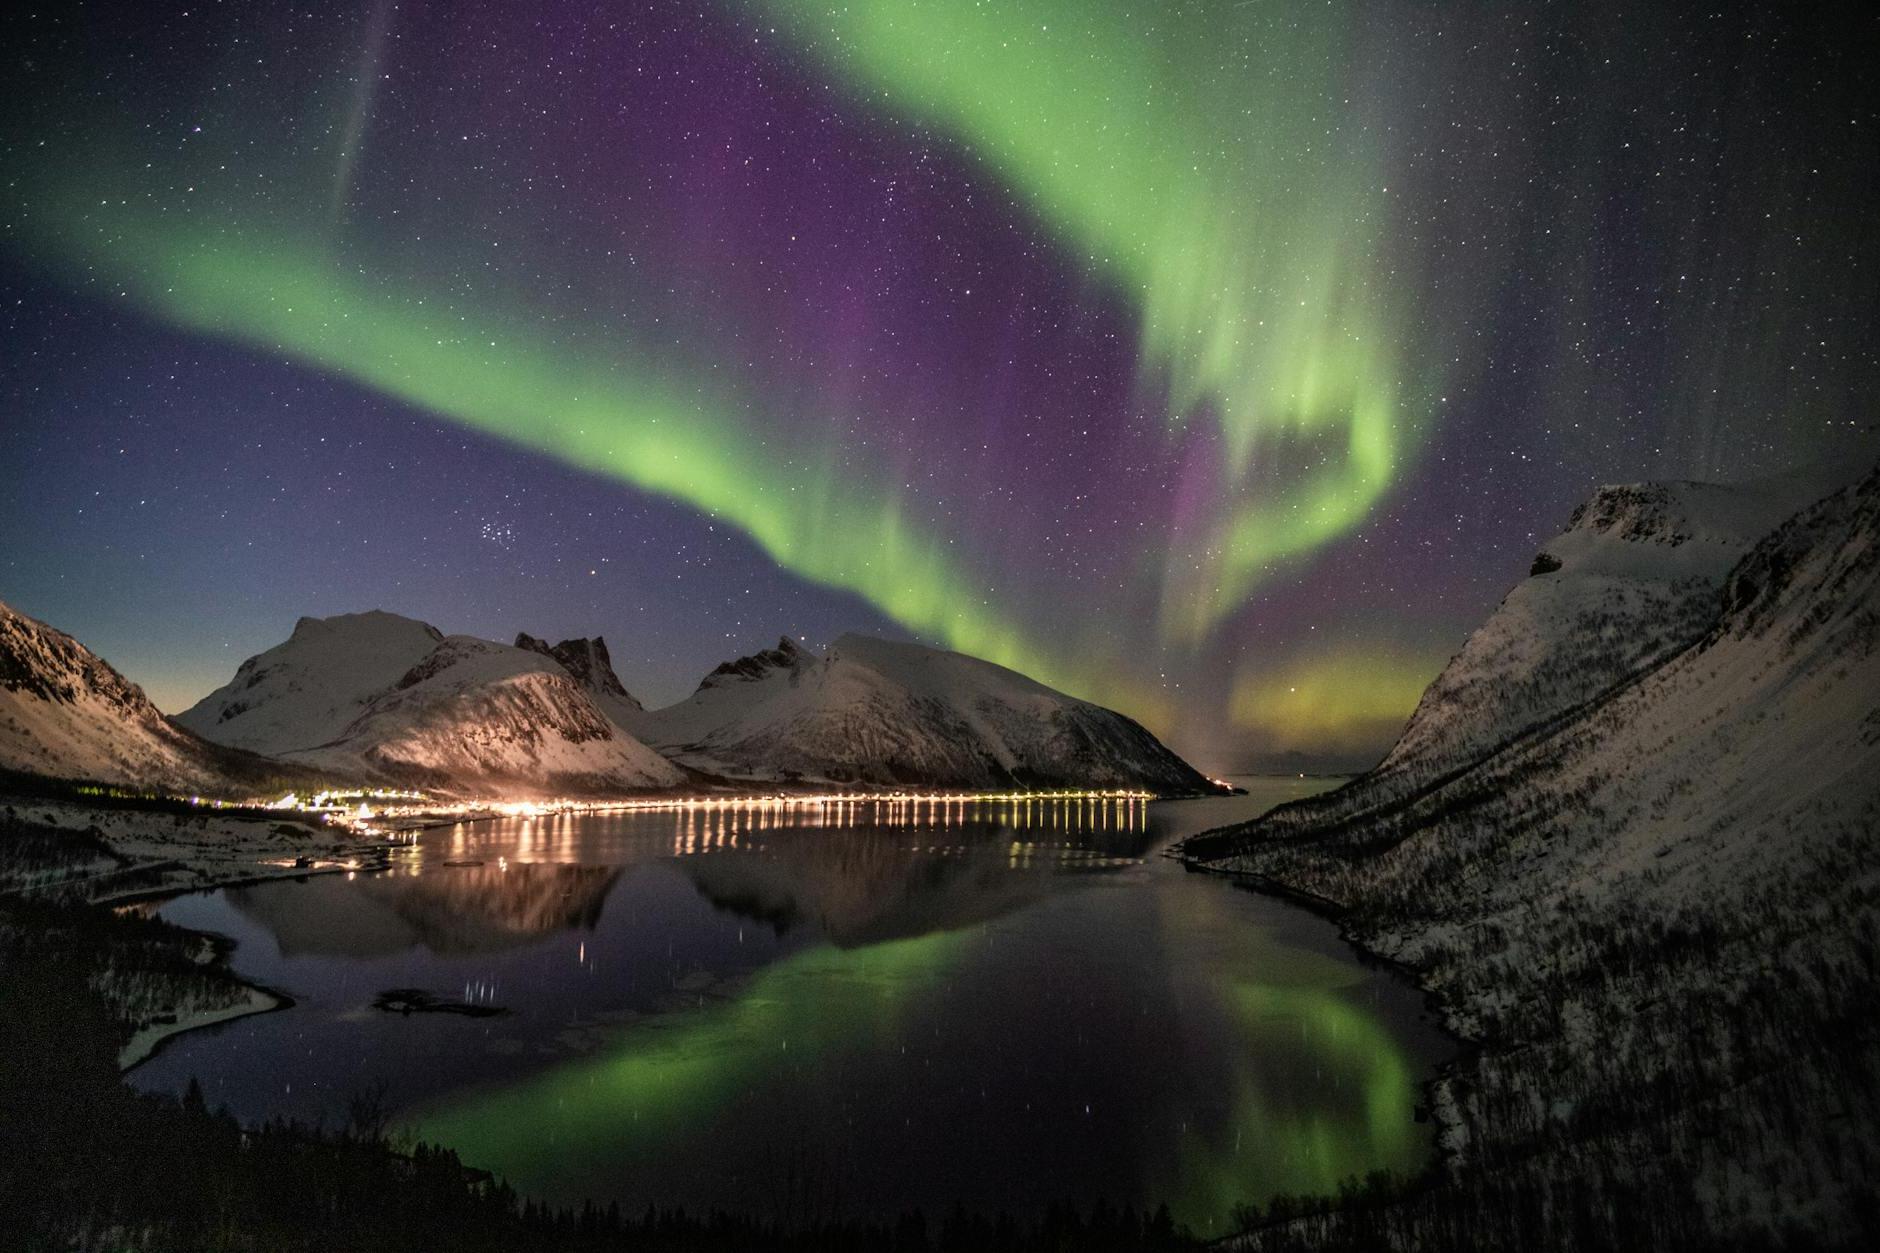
[162,613,1216,796]
[639,630,1213,793]
[181,620,685,797]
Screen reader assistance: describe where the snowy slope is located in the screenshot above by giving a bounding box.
[175,610,444,754]
[1383,471,1843,779]
[284,634,684,795]
[1200,464,1880,922]
[1267,468,1846,833]
[639,633,1213,793]
[632,636,816,751]
[0,599,313,796]
[1190,465,1880,1247]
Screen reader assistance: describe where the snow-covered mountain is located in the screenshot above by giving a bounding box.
[1188,465,1880,1247]
[182,613,684,797]
[0,599,309,796]
[1197,462,1880,952]
[177,613,1206,795]
[638,632,1213,793]
[1311,466,1844,813]
[176,611,445,755]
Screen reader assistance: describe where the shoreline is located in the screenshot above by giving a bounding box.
[52,780,1457,1212]
[89,849,400,909]
[0,795,395,1075]
[1168,833,1483,1224]
[119,982,297,1072]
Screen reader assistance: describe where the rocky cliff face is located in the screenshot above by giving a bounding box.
[514,633,645,731]
[696,636,815,690]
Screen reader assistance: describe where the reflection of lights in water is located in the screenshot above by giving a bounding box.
[643,792,1147,856]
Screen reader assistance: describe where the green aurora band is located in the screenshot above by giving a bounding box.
[10,182,1146,714]
[7,0,1434,737]
[747,0,1423,641]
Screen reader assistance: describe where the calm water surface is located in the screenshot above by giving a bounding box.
[134,779,1448,1234]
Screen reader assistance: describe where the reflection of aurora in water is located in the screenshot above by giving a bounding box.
[396,789,1434,1233]
[1144,885,1420,1223]
[411,929,975,1186]
[414,916,1423,1233]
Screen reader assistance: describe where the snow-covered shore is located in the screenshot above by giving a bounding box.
[116,983,286,1071]
[11,797,397,904]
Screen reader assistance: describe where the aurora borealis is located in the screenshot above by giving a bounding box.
[2,0,1874,767]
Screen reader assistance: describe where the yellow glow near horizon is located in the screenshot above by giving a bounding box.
[1229,647,1440,755]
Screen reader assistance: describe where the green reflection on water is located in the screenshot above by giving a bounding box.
[1162,982,1419,1229]
[1142,881,1423,1232]
[414,926,970,1183]
[415,873,1426,1235]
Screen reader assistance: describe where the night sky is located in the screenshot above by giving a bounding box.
[2,1,1874,771]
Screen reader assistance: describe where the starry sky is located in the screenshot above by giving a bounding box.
[2,0,1874,771]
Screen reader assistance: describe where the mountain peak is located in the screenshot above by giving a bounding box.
[181,615,680,794]
[1375,467,1855,783]
[697,636,817,692]
[516,633,640,709]
[289,609,444,643]
[643,626,1210,792]
[178,611,453,755]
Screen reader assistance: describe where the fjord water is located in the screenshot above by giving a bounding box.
[134,780,1447,1234]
